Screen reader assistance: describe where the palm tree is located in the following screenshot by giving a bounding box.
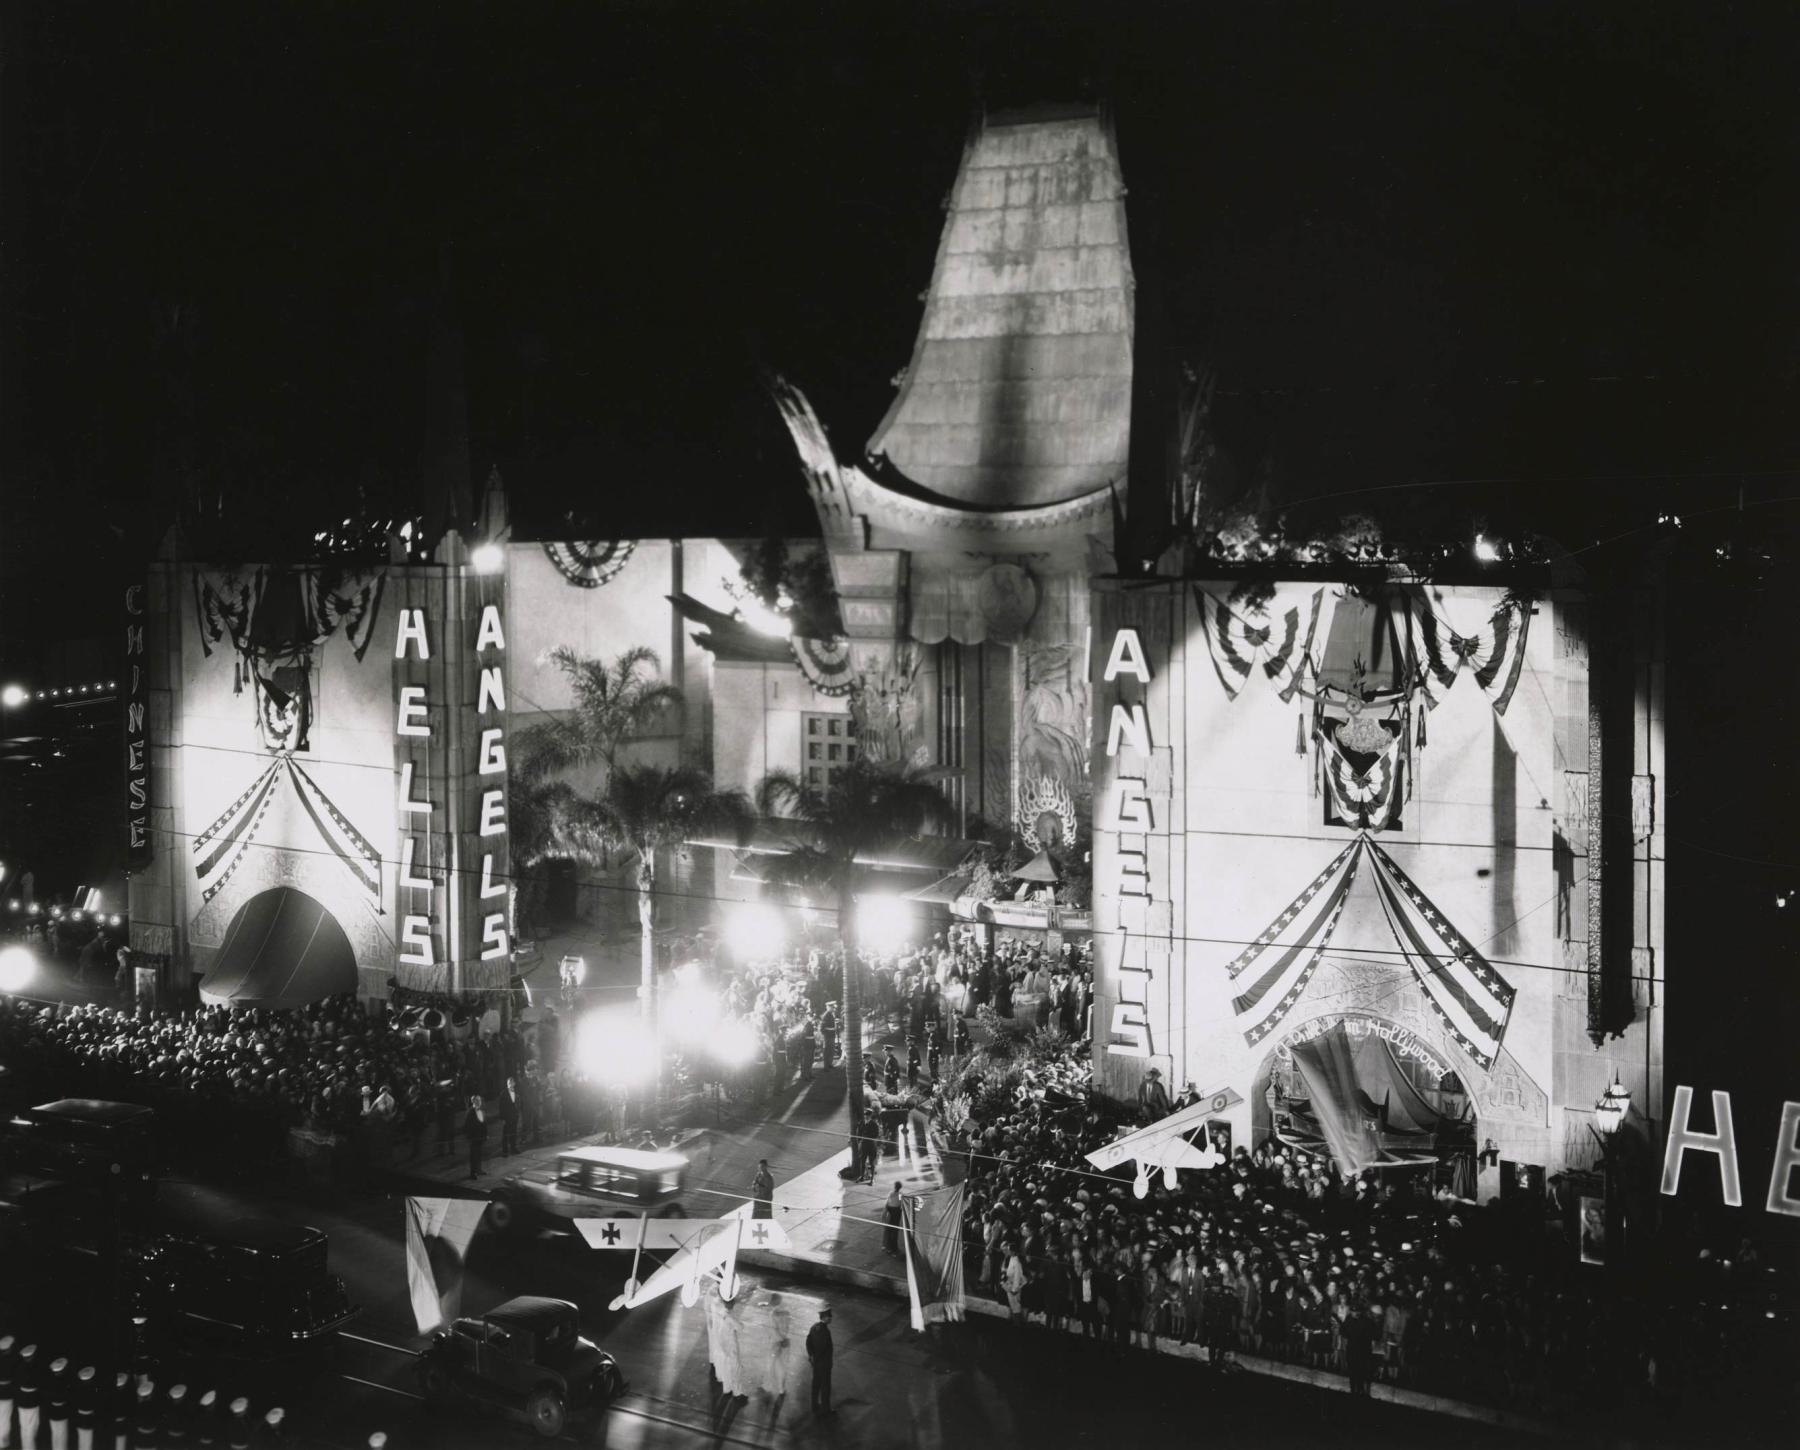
[514,644,684,781]
[561,764,753,1034]
[756,759,952,1126]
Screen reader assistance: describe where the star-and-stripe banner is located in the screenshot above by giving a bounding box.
[1363,838,1516,1069]
[1408,595,1532,716]
[1195,586,1326,703]
[1227,838,1363,1047]
[192,760,284,903]
[1321,728,1404,832]
[287,759,383,900]
[790,635,856,697]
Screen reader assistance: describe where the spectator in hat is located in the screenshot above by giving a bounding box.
[461,1094,487,1180]
[1137,1068,1170,1122]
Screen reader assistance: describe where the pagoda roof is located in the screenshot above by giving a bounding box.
[866,109,1134,513]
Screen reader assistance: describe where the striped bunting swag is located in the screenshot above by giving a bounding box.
[1409,595,1532,716]
[1364,838,1516,1069]
[1228,839,1364,1047]
[192,760,284,903]
[287,759,384,899]
[1195,586,1325,702]
[790,635,856,697]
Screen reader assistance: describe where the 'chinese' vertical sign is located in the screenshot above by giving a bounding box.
[124,577,153,868]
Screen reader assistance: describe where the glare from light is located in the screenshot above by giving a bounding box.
[576,1011,657,1087]
[0,946,36,994]
[471,543,504,575]
[857,894,914,944]
[6,900,18,912]
[27,903,40,916]
[70,910,84,922]
[1473,534,1502,563]
[664,982,720,1044]
[0,685,25,708]
[718,1018,759,1067]
[736,597,792,638]
[109,915,122,926]
[729,903,785,961]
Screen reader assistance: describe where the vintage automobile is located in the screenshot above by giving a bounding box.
[418,1296,626,1437]
[3,1099,158,1205]
[489,1145,687,1234]
[126,1218,360,1357]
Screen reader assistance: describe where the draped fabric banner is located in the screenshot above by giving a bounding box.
[790,635,856,697]
[193,758,383,905]
[1408,594,1532,716]
[542,540,635,588]
[1363,838,1516,1069]
[1226,839,1363,1047]
[300,569,387,661]
[1320,727,1405,832]
[405,1197,491,1334]
[193,569,260,657]
[1194,585,1327,702]
[901,1183,966,1329]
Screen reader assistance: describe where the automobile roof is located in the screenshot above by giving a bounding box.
[25,1099,155,1127]
[557,1145,687,1173]
[484,1296,578,1332]
[209,1219,326,1254]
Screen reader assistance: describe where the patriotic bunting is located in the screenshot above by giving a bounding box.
[193,758,384,906]
[1363,839,1516,1069]
[1408,594,1532,716]
[193,569,260,657]
[790,635,856,697]
[1195,585,1327,702]
[301,569,387,661]
[1225,834,1517,1068]
[1320,726,1405,832]
[542,540,635,588]
[1228,839,1363,1047]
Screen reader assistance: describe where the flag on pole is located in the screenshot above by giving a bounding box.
[405,1197,491,1334]
[900,1183,966,1330]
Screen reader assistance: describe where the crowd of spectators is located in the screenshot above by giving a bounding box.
[0,990,650,1176]
[948,1036,1787,1429]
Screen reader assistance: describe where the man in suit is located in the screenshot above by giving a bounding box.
[805,1308,834,1416]
[498,1077,521,1157]
[751,1160,775,1219]
[462,1095,487,1181]
[520,1066,541,1147]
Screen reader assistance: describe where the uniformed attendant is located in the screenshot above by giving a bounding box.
[74,1368,97,1450]
[882,1048,900,1095]
[905,1037,921,1087]
[927,1025,942,1082]
[16,1345,41,1450]
[819,1005,838,1068]
[47,1357,70,1450]
[0,1335,16,1450]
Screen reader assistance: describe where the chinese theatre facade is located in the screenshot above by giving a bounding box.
[1089,576,1666,1196]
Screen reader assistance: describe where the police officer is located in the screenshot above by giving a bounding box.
[73,1368,97,1450]
[16,1345,41,1450]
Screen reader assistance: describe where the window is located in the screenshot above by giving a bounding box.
[801,713,857,791]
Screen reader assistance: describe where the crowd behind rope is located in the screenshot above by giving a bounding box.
[945,1031,1788,1426]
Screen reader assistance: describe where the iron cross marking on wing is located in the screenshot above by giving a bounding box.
[601,1221,621,1244]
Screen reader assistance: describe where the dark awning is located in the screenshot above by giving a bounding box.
[199,887,358,1009]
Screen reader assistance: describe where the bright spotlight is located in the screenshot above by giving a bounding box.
[718,1018,759,1067]
[576,1011,657,1087]
[857,894,913,944]
[729,903,785,961]
[1473,533,1502,563]
[664,981,720,1044]
[470,542,504,575]
[0,684,26,708]
[0,946,36,994]
[736,597,792,638]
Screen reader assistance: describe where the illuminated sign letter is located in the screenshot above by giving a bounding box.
[1767,1101,1800,1219]
[1109,1003,1151,1057]
[478,789,506,837]
[1103,628,1153,683]
[394,609,430,660]
[397,687,430,737]
[399,915,434,966]
[1106,703,1150,759]
[1113,778,1151,829]
[477,727,506,776]
[398,761,432,815]
[475,605,506,654]
[400,837,434,893]
[477,667,505,715]
[479,855,507,900]
[125,624,144,656]
[126,703,145,734]
[1660,1086,1742,1208]
[480,914,509,961]
[1116,849,1149,897]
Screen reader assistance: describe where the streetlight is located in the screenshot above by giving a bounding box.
[1593,1075,1630,1137]
[470,542,504,575]
[0,945,36,994]
[1590,1074,1631,1271]
[0,684,26,708]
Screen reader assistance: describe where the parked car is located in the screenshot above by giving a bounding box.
[418,1296,626,1437]
[489,1146,687,1233]
[3,1099,158,1205]
[126,1218,360,1357]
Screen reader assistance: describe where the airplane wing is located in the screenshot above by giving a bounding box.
[1085,1086,1245,1172]
[575,1215,791,1254]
